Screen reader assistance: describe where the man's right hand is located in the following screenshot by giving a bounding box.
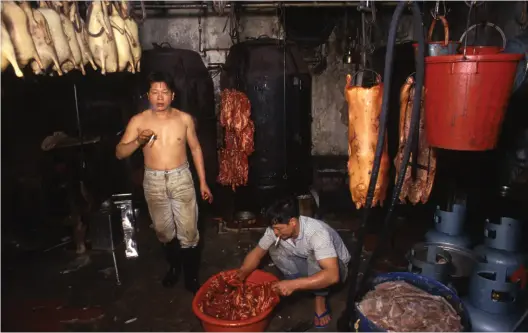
[137,129,155,146]
[236,268,250,281]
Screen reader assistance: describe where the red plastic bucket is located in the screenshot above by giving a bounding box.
[424,53,524,151]
[192,269,279,332]
[461,46,503,55]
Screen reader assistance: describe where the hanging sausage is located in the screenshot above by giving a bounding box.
[394,76,436,204]
[345,73,389,209]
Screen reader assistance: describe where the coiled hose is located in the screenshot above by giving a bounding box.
[337,1,426,331]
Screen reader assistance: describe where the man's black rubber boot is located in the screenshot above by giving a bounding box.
[181,246,201,294]
[162,238,182,288]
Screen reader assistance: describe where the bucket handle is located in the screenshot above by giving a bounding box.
[459,22,507,49]
[351,68,382,86]
[427,15,449,46]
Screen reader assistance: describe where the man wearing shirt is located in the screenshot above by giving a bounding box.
[237,197,350,328]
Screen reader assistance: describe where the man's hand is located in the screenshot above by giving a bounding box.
[272,280,298,297]
[137,129,155,147]
[236,268,250,281]
[200,183,213,203]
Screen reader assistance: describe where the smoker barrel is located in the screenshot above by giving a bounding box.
[139,46,218,189]
[220,38,313,213]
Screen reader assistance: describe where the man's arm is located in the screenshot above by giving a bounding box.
[185,114,207,186]
[287,257,340,291]
[238,228,275,280]
[116,115,141,160]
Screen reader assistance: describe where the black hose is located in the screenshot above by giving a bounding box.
[337,2,425,331]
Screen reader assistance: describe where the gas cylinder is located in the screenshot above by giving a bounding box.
[474,216,527,275]
[425,203,472,248]
[462,262,526,332]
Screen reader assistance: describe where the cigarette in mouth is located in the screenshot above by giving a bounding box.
[275,235,280,246]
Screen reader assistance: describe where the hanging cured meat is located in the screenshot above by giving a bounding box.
[109,3,135,72]
[217,89,255,191]
[87,0,118,74]
[345,74,389,209]
[69,2,97,72]
[197,271,279,321]
[394,76,436,204]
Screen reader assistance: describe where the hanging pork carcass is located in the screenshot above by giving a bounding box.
[394,76,437,204]
[345,74,390,209]
[1,1,44,71]
[69,2,97,71]
[37,2,76,75]
[109,3,135,72]
[87,0,118,74]
[19,2,63,76]
[1,21,24,77]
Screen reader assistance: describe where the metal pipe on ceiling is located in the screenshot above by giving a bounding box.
[132,1,400,10]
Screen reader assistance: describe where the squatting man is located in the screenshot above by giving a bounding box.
[237,197,351,328]
[116,71,213,293]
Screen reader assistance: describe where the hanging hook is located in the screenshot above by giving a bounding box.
[430,1,449,20]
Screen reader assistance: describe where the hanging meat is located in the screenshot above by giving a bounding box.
[58,4,84,74]
[394,76,437,204]
[118,0,143,72]
[217,89,255,191]
[345,74,390,209]
[109,3,135,73]
[197,271,280,321]
[1,1,44,71]
[358,281,463,331]
[37,3,76,75]
[87,0,118,74]
[1,21,24,77]
[19,2,63,76]
[69,2,97,72]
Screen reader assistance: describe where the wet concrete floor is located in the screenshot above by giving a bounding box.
[2,208,426,332]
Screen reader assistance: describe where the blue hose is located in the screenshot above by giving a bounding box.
[338,1,426,331]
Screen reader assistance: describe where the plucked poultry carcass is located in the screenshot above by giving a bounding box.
[394,76,437,204]
[109,3,135,72]
[19,2,63,76]
[217,89,255,191]
[37,2,76,75]
[1,1,44,70]
[345,74,390,209]
[1,21,24,77]
[87,0,118,74]
[358,281,463,331]
[69,2,97,71]
[58,4,84,74]
[118,0,143,72]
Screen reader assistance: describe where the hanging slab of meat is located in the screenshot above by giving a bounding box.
[87,0,118,75]
[1,1,44,70]
[58,8,84,74]
[197,271,280,321]
[37,4,75,75]
[109,4,135,72]
[345,74,389,209]
[69,3,97,71]
[118,1,142,73]
[1,21,24,77]
[19,2,63,76]
[358,281,463,331]
[394,77,437,205]
[217,89,255,191]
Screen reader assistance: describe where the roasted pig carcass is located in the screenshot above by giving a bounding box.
[394,76,436,205]
[345,74,390,209]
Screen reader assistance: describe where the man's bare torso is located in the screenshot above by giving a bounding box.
[136,108,189,170]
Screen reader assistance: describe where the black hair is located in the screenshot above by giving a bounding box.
[147,71,175,92]
[265,197,299,226]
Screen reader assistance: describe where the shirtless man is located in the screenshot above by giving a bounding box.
[116,71,213,293]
